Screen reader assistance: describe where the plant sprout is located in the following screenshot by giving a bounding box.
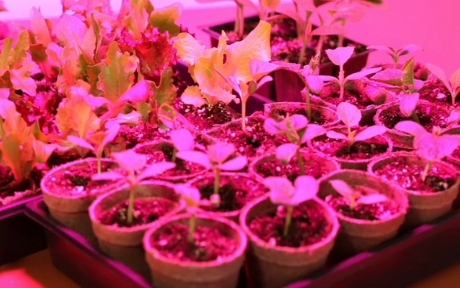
[92,149,176,224]
[300,55,324,120]
[174,184,202,244]
[395,121,460,181]
[169,128,196,163]
[329,179,388,210]
[264,114,325,175]
[321,47,381,100]
[326,102,386,148]
[367,44,422,68]
[264,176,318,237]
[426,63,460,105]
[176,142,247,206]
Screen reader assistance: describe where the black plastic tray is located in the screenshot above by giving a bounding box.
[0,194,47,265]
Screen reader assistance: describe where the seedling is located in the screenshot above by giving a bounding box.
[264,114,325,175]
[367,44,422,68]
[321,47,381,100]
[92,149,176,224]
[174,184,202,244]
[169,128,195,163]
[326,102,386,148]
[264,175,318,237]
[300,55,324,120]
[329,179,388,210]
[426,63,460,105]
[176,142,247,206]
[395,121,460,181]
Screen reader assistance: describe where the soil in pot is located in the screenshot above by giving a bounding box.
[117,121,170,149]
[418,78,458,109]
[248,201,332,248]
[0,164,42,206]
[266,104,337,126]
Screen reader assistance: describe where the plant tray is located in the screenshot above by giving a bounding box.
[0,195,47,265]
[25,198,460,288]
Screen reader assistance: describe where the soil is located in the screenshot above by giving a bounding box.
[98,197,177,227]
[44,161,122,196]
[173,98,238,131]
[372,155,457,192]
[47,149,88,168]
[193,174,267,212]
[378,103,449,131]
[311,132,389,160]
[418,79,459,109]
[151,223,238,262]
[117,121,170,149]
[267,105,336,126]
[249,201,332,248]
[255,153,336,182]
[207,112,289,158]
[0,164,46,202]
[318,82,377,110]
[325,194,399,221]
[134,142,205,178]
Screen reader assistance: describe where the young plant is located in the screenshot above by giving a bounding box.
[321,47,381,100]
[329,179,387,210]
[326,102,386,148]
[395,121,460,181]
[367,44,422,68]
[264,114,325,175]
[264,175,319,237]
[92,149,176,224]
[174,184,202,244]
[300,55,324,120]
[176,142,247,206]
[169,128,195,163]
[425,63,460,105]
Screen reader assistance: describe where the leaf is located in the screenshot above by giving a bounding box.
[174,184,201,207]
[448,108,460,123]
[138,161,176,180]
[319,75,339,83]
[354,125,387,141]
[275,143,299,164]
[357,194,388,205]
[30,7,52,46]
[9,59,39,96]
[249,59,279,81]
[170,128,195,151]
[33,140,59,164]
[56,15,87,55]
[426,63,452,93]
[176,151,211,169]
[149,3,182,36]
[92,171,125,181]
[292,175,319,205]
[119,79,150,103]
[345,67,382,81]
[55,96,101,138]
[218,156,248,171]
[264,117,284,135]
[305,75,324,94]
[399,92,419,118]
[208,142,236,164]
[337,102,361,127]
[329,179,354,200]
[371,69,403,86]
[325,47,354,66]
[326,130,348,141]
[367,45,395,56]
[67,135,95,151]
[401,58,415,88]
[0,133,34,183]
[302,124,326,142]
[152,67,177,107]
[398,44,422,57]
[181,86,207,107]
[112,149,147,172]
[173,33,205,66]
[265,177,295,205]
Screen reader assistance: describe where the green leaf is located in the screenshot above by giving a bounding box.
[55,96,101,138]
[152,67,177,107]
[30,7,52,46]
[9,59,38,96]
[401,57,415,90]
[173,33,205,67]
[56,15,87,55]
[0,133,34,183]
[149,3,182,36]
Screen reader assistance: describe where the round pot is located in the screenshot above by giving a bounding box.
[143,213,247,288]
[134,140,208,183]
[41,158,123,242]
[368,152,460,226]
[239,195,339,288]
[187,172,268,223]
[318,169,408,256]
[249,149,340,183]
[441,127,460,209]
[374,100,451,150]
[263,102,340,128]
[308,126,393,171]
[89,180,184,280]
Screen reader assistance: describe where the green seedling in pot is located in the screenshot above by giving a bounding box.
[264,175,319,237]
[395,121,460,181]
[176,142,247,207]
[92,149,176,224]
[367,44,422,68]
[326,102,386,149]
[174,184,202,244]
[264,114,326,175]
[329,179,388,210]
[425,63,460,105]
[320,47,381,100]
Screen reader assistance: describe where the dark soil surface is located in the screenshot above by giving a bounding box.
[0,164,46,201]
[98,197,177,227]
[267,105,336,126]
[311,133,389,160]
[318,82,377,110]
[207,112,289,158]
[44,161,122,196]
[373,155,457,192]
[151,223,238,262]
[249,201,332,248]
[419,78,458,109]
[47,149,89,167]
[378,103,449,131]
[135,143,205,178]
[193,174,268,212]
[173,98,238,131]
[255,153,336,182]
[117,121,170,149]
[325,194,399,221]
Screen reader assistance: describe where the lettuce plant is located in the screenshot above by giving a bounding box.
[425,63,460,105]
[264,175,318,237]
[92,149,176,224]
[329,179,387,210]
[176,142,247,206]
[395,121,460,181]
[326,102,386,148]
[367,44,422,68]
[264,114,325,175]
[174,184,202,244]
[321,47,381,100]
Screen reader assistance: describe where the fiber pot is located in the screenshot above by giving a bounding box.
[143,213,247,288]
[441,127,460,209]
[89,180,184,280]
[368,152,460,226]
[41,158,122,242]
[318,170,408,256]
[239,194,339,288]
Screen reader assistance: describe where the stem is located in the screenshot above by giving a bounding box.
[214,168,221,195]
[236,3,244,39]
[316,34,325,57]
[283,206,294,237]
[422,161,432,182]
[338,19,346,47]
[339,66,345,101]
[188,212,196,244]
[393,55,399,69]
[172,147,177,163]
[411,111,420,124]
[97,157,102,174]
[299,36,307,65]
[127,185,137,224]
[296,149,306,176]
[306,87,312,121]
[241,98,247,131]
